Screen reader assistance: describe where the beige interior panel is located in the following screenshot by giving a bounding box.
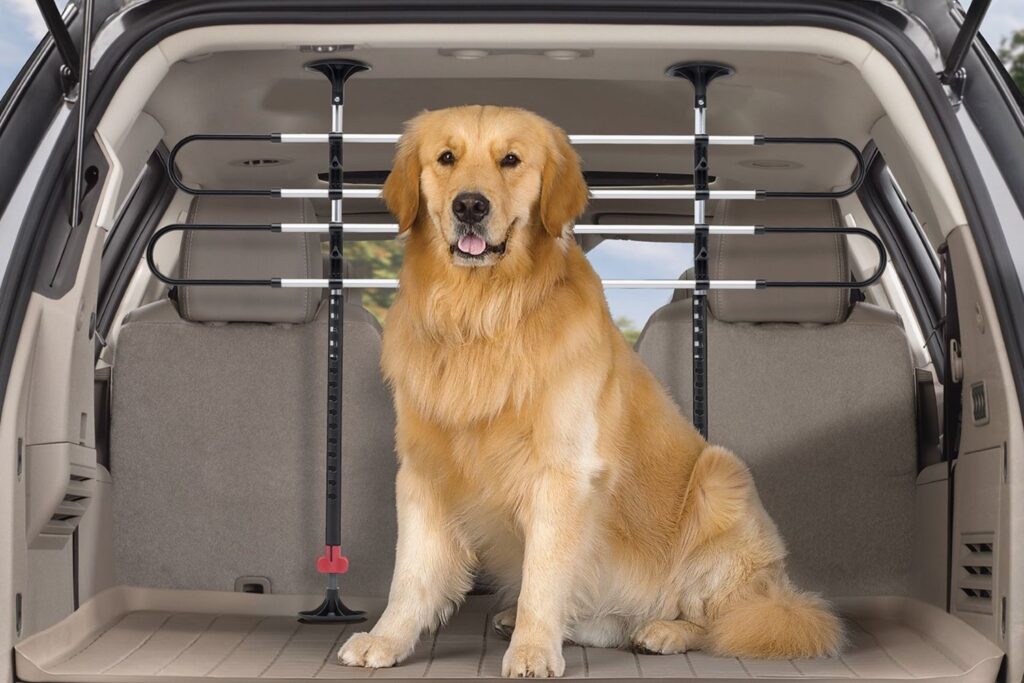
[911,464,950,610]
[109,113,165,216]
[77,466,115,604]
[15,587,1004,683]
[1,114,121,676]
[24,228,102,449]
[22,545,73,637]
[0,307,40,683]
[945,227,1022,680]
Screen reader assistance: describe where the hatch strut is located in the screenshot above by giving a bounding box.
[939,0,992,105]
[33,0,80,97]
[70,0,93,227]
[34,0,94,228]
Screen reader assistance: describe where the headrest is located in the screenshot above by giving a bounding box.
[178,196,322,324]
[709,199,850,324]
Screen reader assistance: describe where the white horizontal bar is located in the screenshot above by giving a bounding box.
[279,189,760,201]
[575,224,758,235]
[278,189,382,199]
[278,223,399,233]
[280,278,401,288]
[278,278,758,290]
[343,133,400,144]
[275,134,759,146]
[569,134,756,145]
[278,133,330,143]
[589,189,759,200]
[602,279,758,289]
[277,223,760,235]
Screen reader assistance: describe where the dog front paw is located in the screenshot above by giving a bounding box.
[502,641,565,678]
[337,632,407,668]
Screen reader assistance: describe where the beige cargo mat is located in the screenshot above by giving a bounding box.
[14,588,1003,683]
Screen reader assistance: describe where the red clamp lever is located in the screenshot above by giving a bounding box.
[316,545,350,574]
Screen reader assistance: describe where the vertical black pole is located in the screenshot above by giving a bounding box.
[666,63,733,441]
[300,59,370,623]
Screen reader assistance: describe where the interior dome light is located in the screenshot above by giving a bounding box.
[544,49,583,60]
[451,49,489,60]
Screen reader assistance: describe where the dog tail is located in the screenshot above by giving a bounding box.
[707,587,844,659]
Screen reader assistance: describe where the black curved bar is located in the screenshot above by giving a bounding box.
[167,134,279,195]
[757,226,887,288]
[147,223,886,290]
[145,223,280,286]
[167,132,867,199]
[758,137,866,198]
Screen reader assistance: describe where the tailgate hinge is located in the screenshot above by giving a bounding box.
[938,0,992,110]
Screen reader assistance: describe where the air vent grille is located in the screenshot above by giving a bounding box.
[970,382,989,425]
[957,533,995,614]
[41,469,95,538]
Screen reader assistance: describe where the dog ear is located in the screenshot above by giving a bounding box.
[382,122,423,233]
[539,126,589,238]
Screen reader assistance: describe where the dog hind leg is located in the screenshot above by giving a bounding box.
[493,607,517,640]
[630,620,705,654]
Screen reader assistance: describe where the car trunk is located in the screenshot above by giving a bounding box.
[3,19,1014,683]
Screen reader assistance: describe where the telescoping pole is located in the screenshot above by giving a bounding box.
[666,63,734,440]
[300,59,371,624]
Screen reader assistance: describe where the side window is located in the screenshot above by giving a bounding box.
[97,152,176,338]
[586,239,693,344]
[986,1,1024,95]
[863,156,944,366]
[0,5,47,96]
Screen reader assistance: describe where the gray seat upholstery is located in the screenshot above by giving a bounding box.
[636,199,917,597]
[111,196,396,597]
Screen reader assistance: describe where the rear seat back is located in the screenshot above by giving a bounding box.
[637,199,917,597]
[111,196,396,597]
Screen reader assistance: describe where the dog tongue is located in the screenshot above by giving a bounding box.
[458,234,487,256]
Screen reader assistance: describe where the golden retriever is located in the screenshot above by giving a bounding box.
[338,105,842,677]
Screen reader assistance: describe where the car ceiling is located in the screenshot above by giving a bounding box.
[145,46,883,219]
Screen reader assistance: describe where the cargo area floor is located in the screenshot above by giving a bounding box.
[15,588,1002,683]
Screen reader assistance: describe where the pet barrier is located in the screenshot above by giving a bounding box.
[146,59,886,621]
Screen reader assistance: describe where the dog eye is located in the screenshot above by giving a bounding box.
[500,153,521,168]
[438,151,456,166]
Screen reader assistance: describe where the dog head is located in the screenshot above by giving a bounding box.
[382,106,588,268]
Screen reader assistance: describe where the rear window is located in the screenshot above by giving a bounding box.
[342,237,693,338]
[587,239,693,345]
[342,240,401,322]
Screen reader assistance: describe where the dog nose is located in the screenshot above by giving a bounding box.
[452,193,490,224]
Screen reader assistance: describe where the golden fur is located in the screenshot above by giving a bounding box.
[338,106,842,677]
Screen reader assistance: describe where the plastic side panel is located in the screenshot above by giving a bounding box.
[912,463,949,609]
[25,227,103,448]
[946,228,1020,678]
[76,467,114,604]
[0,307,39,683]
[950,446,1003,640]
